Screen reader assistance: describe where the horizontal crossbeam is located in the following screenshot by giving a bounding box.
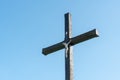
[70,29,99,46]
[42,41,64,55]
[42,29,99,55]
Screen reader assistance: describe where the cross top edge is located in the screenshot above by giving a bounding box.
[65,12,71,15]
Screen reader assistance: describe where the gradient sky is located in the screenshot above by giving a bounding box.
[0,0,120,80]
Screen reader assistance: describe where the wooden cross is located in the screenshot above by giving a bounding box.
[42,13,99,80]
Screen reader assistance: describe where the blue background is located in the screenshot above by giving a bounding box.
[0,0,120,80]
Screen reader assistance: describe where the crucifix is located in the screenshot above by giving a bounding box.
[42,13,99,80]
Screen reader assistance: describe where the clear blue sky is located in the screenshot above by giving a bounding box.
[0,0,120,80]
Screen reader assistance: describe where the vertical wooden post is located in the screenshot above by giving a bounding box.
[64,13,73,80]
